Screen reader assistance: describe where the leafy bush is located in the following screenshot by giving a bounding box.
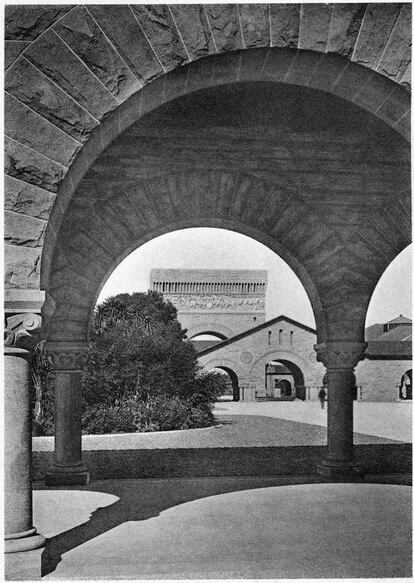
[33,291,227,436]
[82,394,217,434]
[31,342,55,436]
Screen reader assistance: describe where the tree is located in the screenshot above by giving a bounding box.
[81,291,226,433]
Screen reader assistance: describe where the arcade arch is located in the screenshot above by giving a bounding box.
[265,360,306,401]
[251,351,313,402]
[4,4,411,556]
[399,370,412,401]
[187,325,233,341]
[41,74,410,489]
[209,366,240,402]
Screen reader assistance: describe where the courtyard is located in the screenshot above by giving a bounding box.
[9,401,409,580]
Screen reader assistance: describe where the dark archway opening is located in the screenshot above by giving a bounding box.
[190,333,226,353]
[210,367,240,402]
[264,360,305,401]
[399,370,412,401]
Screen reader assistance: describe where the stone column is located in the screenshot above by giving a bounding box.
[4,311,46,553]
[45,342,90,486]
[314,341,367,479]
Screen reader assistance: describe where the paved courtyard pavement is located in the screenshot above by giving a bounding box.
[33,401,411,453]
[23,401,412,580]
[32,478,411,580]
[215,400,413,442]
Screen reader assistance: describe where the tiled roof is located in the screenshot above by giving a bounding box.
[365,324,383,341]
[366,340,412,358]
[372,327,412,342]
[386,315,412,325]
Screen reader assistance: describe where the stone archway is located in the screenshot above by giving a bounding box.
[186,323,234,341]
[203,362,241,402]
[200,357,245,384]
[4,4,411,557]
[250,350,314,400]
[399,369,412,401]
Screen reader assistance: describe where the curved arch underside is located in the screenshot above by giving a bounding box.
[4,4,411,345]
[45,80,410,344]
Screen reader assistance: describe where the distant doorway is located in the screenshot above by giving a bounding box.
[399,370,412,400]
[265,361,305,400]
[210,367,240,402]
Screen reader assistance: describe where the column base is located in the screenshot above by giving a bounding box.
[5,528,46,553]
[45,463,90,486]
[317,459,364,481]
[5,547,44,580]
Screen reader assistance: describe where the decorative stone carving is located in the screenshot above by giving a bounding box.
[240,351,253,364]
[314,341,367,370]
[4,312,42,347]
[169,294,265,312]
[45,342,89,372]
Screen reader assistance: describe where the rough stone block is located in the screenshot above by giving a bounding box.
[327,4,366,57]
[399,62,411,91]
[6,57,98,143]
[269,4,299,49]
[5,137,65,193]
[26,30,118,120]
[5,41,30,69]
[352,4,402,70]
[238,4,270,48]
[131,5,189,70]
[5,175,55,220]
[170,5,214,59]
[5,5,73,41]
[4,244,41,289]
[4,211,46,247]
[5,93,80,168]
[88,5,163,83]
[205,4,243,53]
[377,4,411,83]
[299,4,332,52]
[55,6,141,102]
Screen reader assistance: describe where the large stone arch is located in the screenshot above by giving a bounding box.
[186,323,235,341]
[249,349,319,387]
[5,4,411,310]
[199,356,245,381]
[4,6,412,548]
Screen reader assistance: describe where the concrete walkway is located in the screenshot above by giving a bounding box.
[215,400,412,442]
[34,477,411,579]
[33,402,410,453]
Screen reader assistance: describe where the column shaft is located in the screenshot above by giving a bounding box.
[46,371,89,485]
[315,341,366,479]
[325,368,355,468]
[4,347,45,552]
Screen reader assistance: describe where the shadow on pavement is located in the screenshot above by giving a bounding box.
[39,473,411,577]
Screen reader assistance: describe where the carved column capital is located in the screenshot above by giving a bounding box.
[314,341,367,370]
[4,313,42,348]
[45,342,89,372]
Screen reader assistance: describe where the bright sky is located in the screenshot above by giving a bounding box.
[98,228,412,329]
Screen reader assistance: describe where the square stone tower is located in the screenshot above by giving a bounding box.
[150,269,267,339]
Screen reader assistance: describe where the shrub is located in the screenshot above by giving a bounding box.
[31,342,55,436]
[81,394,217,434]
